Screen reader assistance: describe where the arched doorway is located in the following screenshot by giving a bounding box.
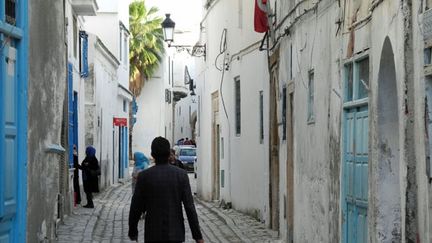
[376,37,401,241]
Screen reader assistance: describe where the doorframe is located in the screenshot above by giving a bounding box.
[286,83,294,242]
[211,91,220,200]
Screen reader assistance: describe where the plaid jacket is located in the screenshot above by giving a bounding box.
[129,163,203,242]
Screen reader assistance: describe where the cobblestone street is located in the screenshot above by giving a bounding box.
[57,175,279,243]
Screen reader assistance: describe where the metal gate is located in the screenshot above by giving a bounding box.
[0,0,28,241]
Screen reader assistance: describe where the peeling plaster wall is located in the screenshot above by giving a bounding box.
[368,1,407,242]
[27,0,67,241]
[276,1,342,241]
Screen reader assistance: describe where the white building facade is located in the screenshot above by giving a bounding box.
[66,0,132,196]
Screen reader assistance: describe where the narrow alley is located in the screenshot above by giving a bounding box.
[56,175,279,243]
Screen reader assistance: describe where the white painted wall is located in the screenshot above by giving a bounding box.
[195,0,270,223]
[132,61,169,157]
[174,95,198,142]
[84,0,131,88]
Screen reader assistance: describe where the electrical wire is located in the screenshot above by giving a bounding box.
[214,29,227,71]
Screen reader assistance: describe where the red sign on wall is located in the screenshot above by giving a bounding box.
[113,117,127,126]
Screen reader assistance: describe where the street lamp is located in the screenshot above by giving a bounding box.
[161,13,206,59]
[161,14,175,44]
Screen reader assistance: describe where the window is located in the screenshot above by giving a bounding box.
[345,57,369,102]
[181,127,183,133]
[289,44,293,80]
[5,0,16,25]
[180,148,196,156]
[79,31,89,77]
[345,63,353,101]
[119,23,129,63]
[221,137,224,159]
[119,29,122,61]
[282,87,287,140]
[123,34,128,62]
[198,95,201,136]
[179,106,181,116]
[357,58,369,99]
[259,91,264,143]
[73,16,78,58]
[123,100,127,112]
[189,106,191,123]
[307,71,314,123]
[235,77,241,135]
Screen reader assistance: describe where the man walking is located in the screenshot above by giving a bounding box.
[129,137,204,243]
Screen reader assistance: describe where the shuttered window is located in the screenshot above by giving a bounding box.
[235,77,241,135]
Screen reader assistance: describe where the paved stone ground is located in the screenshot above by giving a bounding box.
[56,175,279,243]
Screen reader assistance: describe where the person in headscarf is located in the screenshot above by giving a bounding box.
[132,152,149,193]
[80,146,100,208]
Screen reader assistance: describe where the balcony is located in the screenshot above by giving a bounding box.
[71,0,98,16]
[172,86,188,102]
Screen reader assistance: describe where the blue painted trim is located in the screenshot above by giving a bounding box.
[16,0,29,241]
[0,22,5,222]
[0,21,23,39]
[73,92,78,154]
[79,31,88,77]
[68,63,74,168]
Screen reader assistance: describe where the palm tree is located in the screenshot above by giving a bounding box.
[129,0,165,96]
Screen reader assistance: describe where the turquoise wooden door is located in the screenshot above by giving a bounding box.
[0,0,28,242]
[343,57,369,243]
[344,107,368,243]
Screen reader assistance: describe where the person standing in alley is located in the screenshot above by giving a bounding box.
[131,152,149,192]
[129,137,204,243]
[183,137,192,145]
[73,145,81,205]
[80,146,100,208]
[169,148,185,170]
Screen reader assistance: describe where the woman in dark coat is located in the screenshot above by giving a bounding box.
[80,146,100,208]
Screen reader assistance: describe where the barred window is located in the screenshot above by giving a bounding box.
[5,0,16,26]
[235,76,241,135]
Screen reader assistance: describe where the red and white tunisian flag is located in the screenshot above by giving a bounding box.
[254,0,268,33]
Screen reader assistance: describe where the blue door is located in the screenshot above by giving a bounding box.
[118,127,124,179]
[68,63,74,167]
[0,0,28,241]
[343,58,369,243]
[344,107,368,243]
[118,126,129,179]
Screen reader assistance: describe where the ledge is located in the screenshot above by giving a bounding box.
[71,0,98,16]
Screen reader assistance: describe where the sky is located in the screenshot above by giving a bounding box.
[145,0,202,44]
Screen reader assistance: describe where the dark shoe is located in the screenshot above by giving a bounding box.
[83,204,94,208]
